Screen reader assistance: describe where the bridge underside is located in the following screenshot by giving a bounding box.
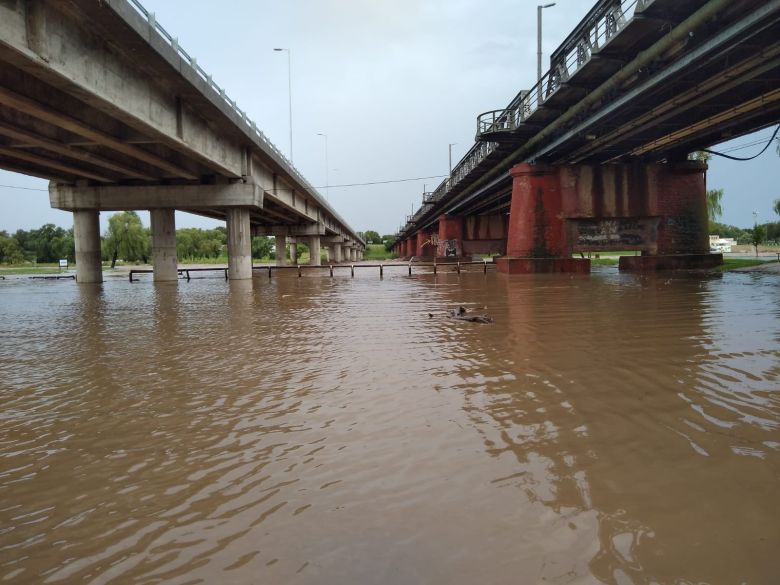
[0,0,364,282]
[397,0,779,269]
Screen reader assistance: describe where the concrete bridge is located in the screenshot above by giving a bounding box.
[394,0,780,272]
[0,0,365,283]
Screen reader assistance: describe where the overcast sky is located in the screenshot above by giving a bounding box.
[1,0,778,234]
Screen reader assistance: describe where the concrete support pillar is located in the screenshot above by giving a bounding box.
[309,235,321,266]
[358,250,363,261]
[437,215,463,257]
[150,208,177,281]
[226,207,252,280]
[73,209,102,283]
[332,243,342,263]
[275,235,288,266]
[290,242,298,264]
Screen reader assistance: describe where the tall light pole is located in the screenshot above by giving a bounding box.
[316,132,329,200]
[448,143,457,177]
[537,3,556,104]
[273,48,293,163]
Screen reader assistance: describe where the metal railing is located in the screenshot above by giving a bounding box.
[398,0,644,240]
[125,0,364,246]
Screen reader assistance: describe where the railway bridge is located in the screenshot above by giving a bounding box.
[393,0,780,272]
[0,0,365,283]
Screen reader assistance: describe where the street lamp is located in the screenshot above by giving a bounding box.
[448,142,457,176]
[316,132,329,200]
[537,3,556,104]
[273,48,293,163]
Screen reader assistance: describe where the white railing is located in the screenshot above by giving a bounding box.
[123,0,364,240]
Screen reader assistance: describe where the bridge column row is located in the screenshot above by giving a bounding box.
[72,206,256,283]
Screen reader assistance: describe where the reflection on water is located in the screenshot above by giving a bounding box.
[0,270,778,584]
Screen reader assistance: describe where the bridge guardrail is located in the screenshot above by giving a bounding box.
[398,0,644,241]
[125,0,364,246]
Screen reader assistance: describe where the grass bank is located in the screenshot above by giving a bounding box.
[364,244,397,261]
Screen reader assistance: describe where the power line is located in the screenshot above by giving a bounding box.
[0,173,449,194]
[314,174,448,189]
[0,183,48,192]
[704,125,780,161]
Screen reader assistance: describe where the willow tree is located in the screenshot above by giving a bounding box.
[103,211,149,268]
[707,189,724,223]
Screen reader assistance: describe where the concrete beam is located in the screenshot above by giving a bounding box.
[0,120,156,180]
[50,182,263,211]
[0,86,198,179]
[291,223,327,237]
[320,235,347,244]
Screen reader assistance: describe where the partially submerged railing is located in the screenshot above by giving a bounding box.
[128,261,497,281]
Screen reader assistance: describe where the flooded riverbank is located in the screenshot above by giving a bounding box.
[1,269,778,584]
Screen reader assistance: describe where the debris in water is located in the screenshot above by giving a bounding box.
[448,305,493,324]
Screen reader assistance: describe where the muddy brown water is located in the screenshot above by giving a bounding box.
[1,268,778,584]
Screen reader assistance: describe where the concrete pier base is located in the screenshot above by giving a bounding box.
[150,208,177,281]
[275,235,287,266]
[73,209,102,283]
[619,254,722,271]
[226,207,252,280]
[496,257,591,274]
[309,235,321,266]
[290,242,298,264]
[332,243,342,263]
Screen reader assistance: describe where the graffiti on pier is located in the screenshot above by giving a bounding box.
[567,217,659,252]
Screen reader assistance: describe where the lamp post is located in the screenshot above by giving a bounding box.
[273,48,293,163]
[448,142,457,177]
[316,132,329,200]
[537,3,556,104]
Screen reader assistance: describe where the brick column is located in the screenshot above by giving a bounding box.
[497,164,589,274]
[437,215,463,257]
[505,164,565,257]
[416,230,433,257]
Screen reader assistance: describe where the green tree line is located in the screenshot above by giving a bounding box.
[1,211,278,265]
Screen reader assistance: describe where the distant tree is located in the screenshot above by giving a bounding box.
[751,224,766,257]
[774,198,780,217]
[382,234,395,252]
[103,211,149,268]
[706,189,723,224]
[363,230,381,244]
[690,151,711,162]
[251,236,273,259]
[0,231,24,264]
[176,227,225,259]
[13,224,75,263]
[765,221,780,244]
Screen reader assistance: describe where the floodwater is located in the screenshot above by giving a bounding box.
[0,267,778,585]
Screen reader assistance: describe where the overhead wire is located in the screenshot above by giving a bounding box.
[703,125,780,161]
